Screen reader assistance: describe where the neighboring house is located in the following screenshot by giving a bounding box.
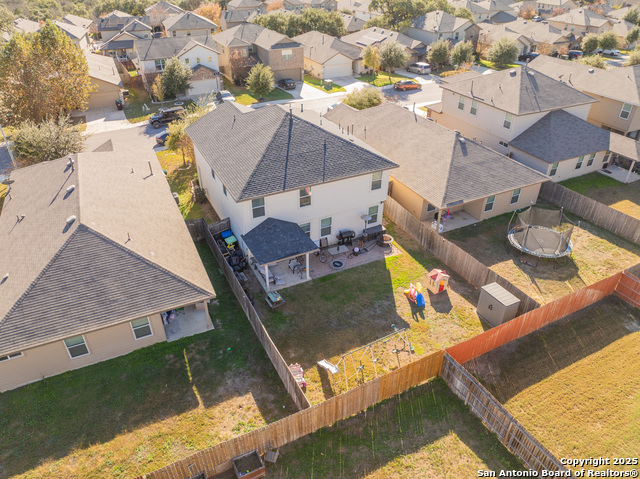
[405,11,473,45]
[606,6,631,21]
[449,0,491,23]
[220,10,261,30]
[97,12,153,42]
[100,31,141,60]
[548,8,612,35]
[1,18,40,42]
[529,55,640,139]
[534,0,579,18]
[336,0,381,20]
[427,67,597,153]
[60,14,94,31]
[611,19,637,47]
[340,13,367,33]
[188,63,224,96]
[509,108,640,181]
[186,101,398,261]
[227,0,268,11]
[293,31,363,78]
[0,152,216,393]
[476,23,534,56]
[162,11,219,37]
[491,10,518,23]
[212,23,304,80]
[340,27,428,66]
[54,20,91,50]
[283,0,338,11]
[504,18,574,53]
[145,1,184,28]
[324,102,549,228]
[134,35,220,74]
[476,0,518,20]
[85,53,123,108]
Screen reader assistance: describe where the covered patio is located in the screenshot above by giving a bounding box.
[163,302,213,342]
[603,134,640,183]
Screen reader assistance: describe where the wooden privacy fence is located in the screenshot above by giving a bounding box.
[447,272,622,364]
[540,181,640,243]
[384,196,540,316]
[615,270,640,309]
[200,218,311,412]
[139,350,444,479]
[441,353,567,473]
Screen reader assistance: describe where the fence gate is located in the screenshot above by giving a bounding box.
[441,353,567,474]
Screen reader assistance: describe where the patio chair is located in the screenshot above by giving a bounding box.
[289,363,307,388]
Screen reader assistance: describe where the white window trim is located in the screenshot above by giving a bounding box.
[485,196,495,212]
[503,113,513,130]
[371,171,383,190]
[470,100,478,116]
[620,103,632,120]
[320,217,332,237]
[299,187,312,208]
[458,96,465,111]
[299,222,311,236]
[550,162,559,176]
[498,140,509,148]
[131,317,153,340]
[0,352,24,362]
[510,188,521,205]
[576,155,584,169]
[251,197,266,218]
[368,205,379,224]
[64,335,90,359]
[587,152,596,166]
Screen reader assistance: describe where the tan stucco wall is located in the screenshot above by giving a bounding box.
[169,28,214,37]
[88,78,122,109]
[586,93,640,134]
[511,147,608,181]
[390,177,427,220]
[478,183,543,220]
[0,314,166,392]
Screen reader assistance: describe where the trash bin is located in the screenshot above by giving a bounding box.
[324,79,333,90]
[115,99,123,110]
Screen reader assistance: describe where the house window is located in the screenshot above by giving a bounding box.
[64,335,89,359]
[620,103,632,120]
[187,30,192,36]
[0,352,23,362]
[208,56,212,62]
[438,33,442,38]
[131,317,152,340]
[576,155,584,169]
[223,184,227,196]
[470,100,478,115]
[185,58,190,64]
[252,197,265,218]
[458,96,465,110]
[470,33,474,39]
[211,28,215,33]
[299,222,311,237]
[371,171,382,190]
[498,140,509,148]
[172,30,177,36]
[320,217,332,236]
[587,152,596,166]
[455,31,459,40]
[510,188,521,204]
[248,45,254,53]
[603,151,611,166]
[503,113,513,129]
[211,167,215,179]
[299,187,311,207]
[154,59,165,71]
[484,195,495,212]
[427,203,436,212]
[550,162,559,176]
[281,49,293,60]
[368,205,379,224]
[196,57,201,63]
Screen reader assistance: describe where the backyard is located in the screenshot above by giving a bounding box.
[0,244,293,479]
[464,295,640,467]
[222,78,293,106]
[251,220,486,405]
[304,75,346,93]
[443,205,640,304]
[560,172,640,220]
[356,71,412,87]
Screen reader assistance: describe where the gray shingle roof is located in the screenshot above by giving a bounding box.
[504,18,571,45]
[450,0,489,14]
[242,218,319,265]
[212,23,298,50]
[101,39,135,50]
[511,110,611,163]
[162,11,218,31]
[410,11,472,33]
[85,52,123,86]
[98,14,151,31]
[491,11,517,23]
[340,13,366,32]
[340,27,427,55]
[551,8,611,27]
[440,66,597,115]
[135,35,217,61]
[324,103,548,209]
[53,20,87,40]
[0,152,215,356]
[186,102,398,202]
[227,0,265,8]
[222,9,259,25]
[145,1,184,14]
[293,31,362,63]
[61,14,93,29]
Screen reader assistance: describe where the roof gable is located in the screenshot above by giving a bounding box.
[293,31,362,63]
[410,10,472,32]
[163,11,218,31]
[135,35,217,61]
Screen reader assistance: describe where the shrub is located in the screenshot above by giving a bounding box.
[342,87,383,110]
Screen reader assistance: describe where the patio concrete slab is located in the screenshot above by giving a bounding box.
[599,165,640,183]
[164,303,213,341]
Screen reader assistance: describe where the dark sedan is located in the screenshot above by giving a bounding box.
[155,131,169,146]
[518,52,539,62]
[278,78,296,90]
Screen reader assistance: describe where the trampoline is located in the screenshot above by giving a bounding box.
[507,206,575,259]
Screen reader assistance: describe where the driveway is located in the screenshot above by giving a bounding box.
[84,106,141,134]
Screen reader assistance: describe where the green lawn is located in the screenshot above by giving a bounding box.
[465,296,640,469]
[156,149,219,223]
[560,172,640,220]
[252,219,485,404]
[223,77,294,105]
[0,244,294,478]
[356,71,412,87]
[272,378,523,478]
[443,205,640,304]
[303,75,346,93]
[478,59,520,70]
[123,87,193,124]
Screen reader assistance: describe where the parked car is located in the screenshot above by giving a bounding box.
[218,90,235,102]
[393,80,421,91]
[532,15,541,21]
[568,50,584,60]
[518,52,539,62]
[407,62,431,74]
[603,49,620,56]
[149,106,184,129]
[278,78,296,90]
[155,131,169,146]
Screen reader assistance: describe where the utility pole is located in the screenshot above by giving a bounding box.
[0,123,17,169]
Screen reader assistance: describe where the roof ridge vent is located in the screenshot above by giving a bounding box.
[66,185,75,193]
[66,215,77,225]
[459,137,466,144]
[588,68,594,73]
[509,69,516,76]
[528,70,534,76]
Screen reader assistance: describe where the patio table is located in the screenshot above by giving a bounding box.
[327,245,349,256]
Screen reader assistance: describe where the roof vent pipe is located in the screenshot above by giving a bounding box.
[66,215,76,224]
[66,185,75,193]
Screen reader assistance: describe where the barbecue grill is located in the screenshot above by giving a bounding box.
[337,229,355,246]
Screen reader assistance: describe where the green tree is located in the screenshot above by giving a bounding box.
[0,21,93,126]
[245,63,274,99]
[13,116,84,165]
[626,26,640,48]
[253,8,346,36]
[167,103,208,167]
[151,74,164,101]
[578,54,607,69]
[29,0,62,21]
[93,0,153,18]
[379,41,409,82]
[0,5,14,35]
[424,0,454,14]
[487,36,518,67]
[598,30,619,51]
[342,87,383,110]
[363,44,381,76]
[428,38,450,70]
[340,7,354,14]
[364,16,388,28]
[623,6,640,25]
[161,57,192,100]
[454,7,474,22]
[450,40,474,66]
[582,33,600,54]
[369,0,428,29]
[626,50,640,65]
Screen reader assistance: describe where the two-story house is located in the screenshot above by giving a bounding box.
[222,0,268,29]
[548,8,612,36]
[186,101,398,264]
[97,11,153,42]
[475,22,534,56]
[213,23,304,80]
[533,0,579,19]
[162,11,219,37]
[449,0,492,23]
[53,20,92,50]
[293,31,363,78]
[503,18,574,54]
[283,0,338,11]
[145,1,184,29]
[404,11,473,46]
[340,27,428,66]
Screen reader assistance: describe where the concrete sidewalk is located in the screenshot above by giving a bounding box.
[84,107,145,134]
